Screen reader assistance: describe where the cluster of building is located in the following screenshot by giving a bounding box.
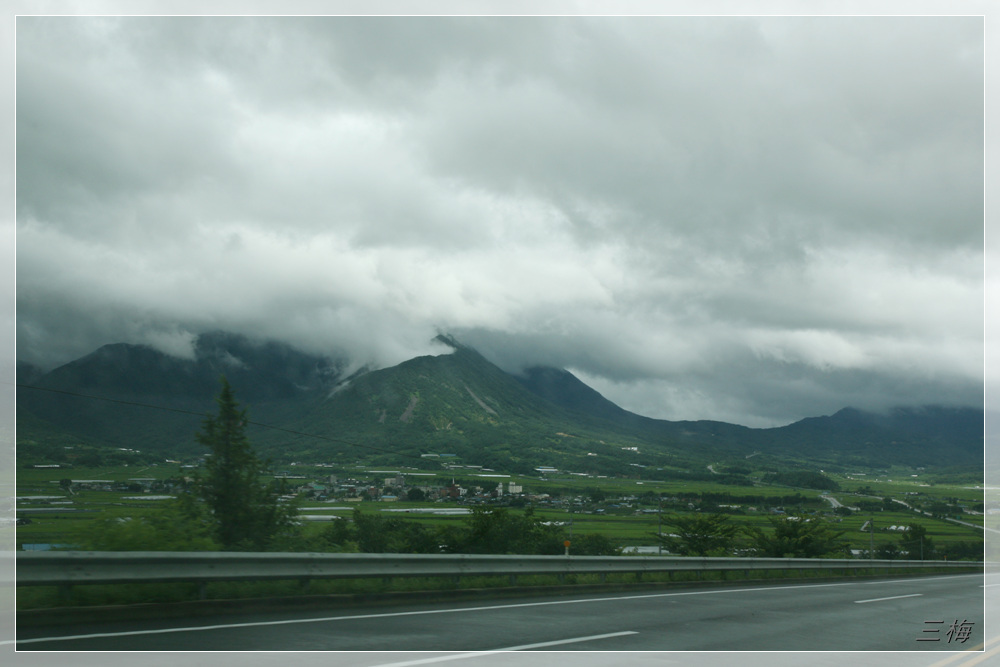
[279,471,525,503]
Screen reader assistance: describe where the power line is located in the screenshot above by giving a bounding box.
[15,382,439,466]
[16,383,213,418]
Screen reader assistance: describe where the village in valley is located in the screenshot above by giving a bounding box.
[14,447,987,563]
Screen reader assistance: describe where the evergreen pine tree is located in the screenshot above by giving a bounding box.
[196,377,294,550]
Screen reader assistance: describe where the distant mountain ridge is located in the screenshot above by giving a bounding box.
[16,332,347,457]
[16,332,984,473]
[28,332,347,401]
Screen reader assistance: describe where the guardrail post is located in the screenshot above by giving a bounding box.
[57,584,72,603]
[509,574,517,586]
[198,582,207,600]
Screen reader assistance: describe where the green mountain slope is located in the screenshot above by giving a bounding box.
[512,364,982,469]
[16,333,983,473]
[17,332,345,457]
[272,338,675,474]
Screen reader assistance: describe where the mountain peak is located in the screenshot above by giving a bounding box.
[434,333,464,351]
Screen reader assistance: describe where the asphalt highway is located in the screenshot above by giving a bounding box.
[12,573,988,654]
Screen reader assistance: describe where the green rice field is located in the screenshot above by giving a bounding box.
[15,462,985,555]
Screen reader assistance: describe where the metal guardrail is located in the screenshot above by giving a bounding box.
[16,551,982,591]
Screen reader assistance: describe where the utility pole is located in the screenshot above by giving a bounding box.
[564,516,573,556]
[869,513,874,563]
[658,497,663,555]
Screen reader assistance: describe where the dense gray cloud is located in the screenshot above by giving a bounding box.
[15,16,984,426]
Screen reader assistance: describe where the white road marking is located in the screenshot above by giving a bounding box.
[9,581,855,645]
[866,574,983,585]
[854,593,923,603]
[13,575,970,646]
[367,632,640,667]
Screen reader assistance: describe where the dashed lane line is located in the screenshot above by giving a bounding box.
[8,581,857,646]
[854,593,923,604]
[367,632,641,667]
[11,575,976,647]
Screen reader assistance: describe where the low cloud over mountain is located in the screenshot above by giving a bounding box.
[15,17,984,427]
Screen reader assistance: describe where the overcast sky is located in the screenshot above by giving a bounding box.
[15,15,985,427]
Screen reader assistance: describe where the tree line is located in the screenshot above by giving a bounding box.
[656,512,981,560]
[655,513,850,558]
